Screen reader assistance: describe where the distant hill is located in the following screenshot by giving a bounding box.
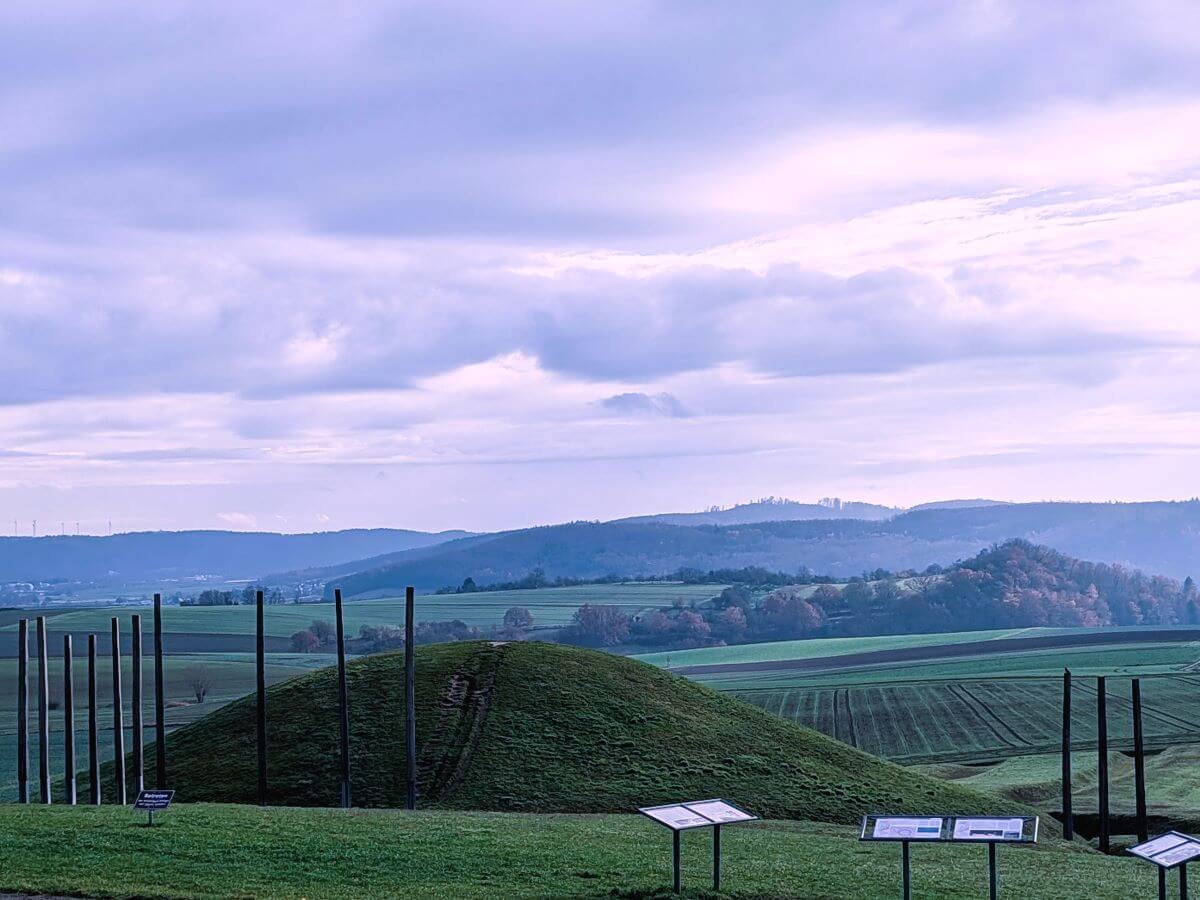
[907,499,1009,512]
[0,529,470,584]
[619,497,897,525]
[326,501,1200,595]
[120,641,1026,822]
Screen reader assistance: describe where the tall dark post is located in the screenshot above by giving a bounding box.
[988,843,998,900]
[713,824,722,892]
[88,634,100,805]
[1097,675,1109,853]
[153,593,166,788]
[111,617,126,805]
[1132,678,1148,843]
[63,635,76,805]
[17,618,28,804]
[1181,863,1189,900]
[36,616,50,804]
[902,841,911,900]
[131,614,144,798]
[256,589,267,806]
[1061,668,1073,839]
[405,585,416,811]
[335,588,352,808]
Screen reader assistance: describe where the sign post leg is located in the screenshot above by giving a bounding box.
[988,843,998,900]
[1181,862,1188,899]
[902,840,911,900]
[1159,866,1167,900]
[147,809,153,828]
[673,829,681,894]
[713,824,721,892]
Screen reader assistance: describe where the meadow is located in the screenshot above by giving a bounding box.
[0,804,1155,899]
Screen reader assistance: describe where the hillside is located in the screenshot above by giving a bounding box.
[122,641,1029,824]
[0,528,470,584]
[619,498,898,525]
[325,501,1200,596]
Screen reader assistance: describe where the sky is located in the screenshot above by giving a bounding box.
[2,1,1200,535]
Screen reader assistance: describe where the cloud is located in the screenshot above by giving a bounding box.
[600,392,690,418]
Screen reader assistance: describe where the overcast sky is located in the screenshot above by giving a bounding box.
[3,2,1199,535]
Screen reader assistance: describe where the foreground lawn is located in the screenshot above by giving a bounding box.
[0,803,1164,898]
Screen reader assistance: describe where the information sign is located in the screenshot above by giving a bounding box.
[637,799,758,894]
[133,789,174,826]
[863,816,945,841]
[952,817,1037,843]
[1129,832,1200,869]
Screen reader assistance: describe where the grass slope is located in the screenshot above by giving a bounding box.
[0,804,1148,899]
[119,641,1033,826]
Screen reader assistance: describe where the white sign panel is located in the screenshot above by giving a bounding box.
[1129,833,1200,869]
[641,805,713,830]
[686,800,756,824]
[952,818,1026,842]
[872,817,944,840]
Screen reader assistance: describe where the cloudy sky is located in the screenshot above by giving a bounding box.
[3,2,1199,535]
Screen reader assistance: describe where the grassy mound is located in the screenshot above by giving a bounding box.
[123,641,1037,824]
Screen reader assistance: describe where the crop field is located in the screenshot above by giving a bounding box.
[655,628,1200,765]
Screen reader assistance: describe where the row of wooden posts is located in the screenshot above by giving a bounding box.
[15,586,418,810]
[1060,669,1152,852]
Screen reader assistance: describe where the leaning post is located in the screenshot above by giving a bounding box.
[36,616,50,804]
[111,617,126,804]
[405,585,416,811]
[17,618,28,804]
[335,588,352,808]
[88,634,100,804]
[256,589,267,805]
[1061,668,1073,839]
[154,593,167,788]
[1097,675,1109,853]
[1132,678,1148,843]
[63,635,76,804]
[131,614,144,797]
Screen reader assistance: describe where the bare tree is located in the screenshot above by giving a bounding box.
[187,666,214,703]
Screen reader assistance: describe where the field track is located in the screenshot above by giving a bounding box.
[676,628,1200,675]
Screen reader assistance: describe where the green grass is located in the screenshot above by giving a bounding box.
[120,641,1035,825]
[0,804,1154,899]
[3,583,724,636]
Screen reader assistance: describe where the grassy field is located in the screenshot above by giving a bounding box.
[0,804,1153,899]
[2,582,723,638]
[118,641,1029,824]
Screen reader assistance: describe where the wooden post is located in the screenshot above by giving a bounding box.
[1061,668,1073,839]
[1132,678,1148,843]
[713,824,722,892]
[1097,675,1109,853]
[88,634,100,805]
[63,635,76,805]
[154,593,167,788]
[36,616,50,804]
[131,614,144,798]
[672,828,681,894]
[335,588,352,808]
[17,618,28,804]
[256,589,267,805]
[111,617,126,805]
[405,585,416,811]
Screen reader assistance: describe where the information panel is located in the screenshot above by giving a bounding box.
[638,799,758,831]
[861,815,1038,843]
[861,816,946,841]
[133,790,175,811]
[1129,832,1200,869]
[952,817,1034,843]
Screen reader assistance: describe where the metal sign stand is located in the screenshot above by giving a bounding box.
[1128,831,1200,899]
[638,799,758,895]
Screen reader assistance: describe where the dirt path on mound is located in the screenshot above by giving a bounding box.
[675,628,1200,676]
[416,643,504,804]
